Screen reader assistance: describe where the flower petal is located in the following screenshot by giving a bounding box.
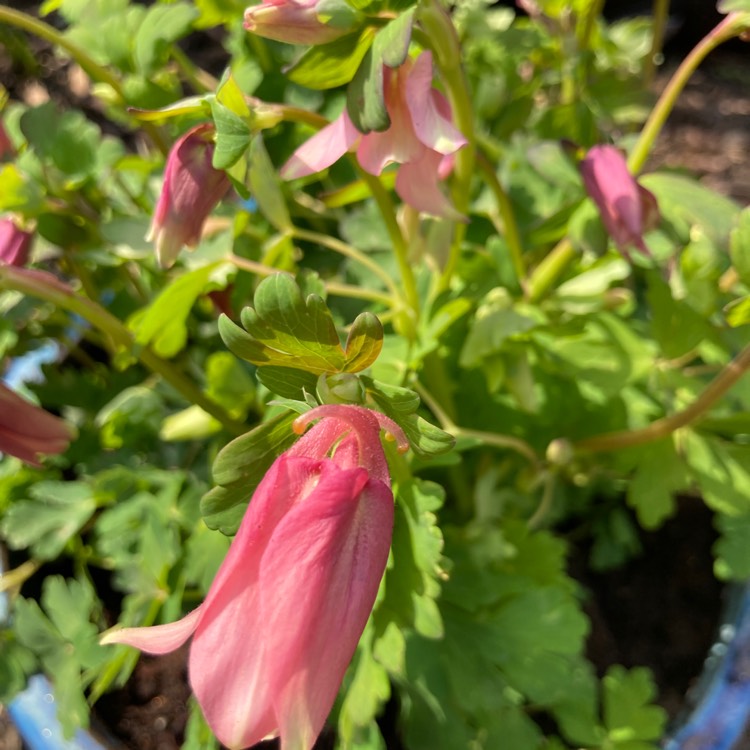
[100,606,203,653]
[190,454,330,750]
[281,112,360,180]
[258,463,394,749]
[395,150,465,220]
[405,52,466,155]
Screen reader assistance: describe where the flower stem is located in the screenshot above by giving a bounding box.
[477,151,526,287]
[643,0,670,85]
[526,237,576,303]
[0,266,245,435]
[573,341,750,453]
[628,12,750,174]
[228,253,393,306]
[291,226,400,298]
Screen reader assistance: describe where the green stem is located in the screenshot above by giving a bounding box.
[0,266,245,435]
[416,381,540,465]
[577,0,605,51]
[628,12,750,174]
[526,237,576,303]
[291,226,400,298]
[527,471,557,530]
[476,151,526,287]
[644,0,670,85]
[171,45,217,94]
[573,341,750,453]
[0,558,41,594]
[228,253,393,306]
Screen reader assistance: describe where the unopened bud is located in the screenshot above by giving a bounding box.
[316,373,365,405]
[546,438,574,466]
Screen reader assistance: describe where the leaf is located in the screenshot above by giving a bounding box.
[134,3,199,75]
[0,164,44,213]
[730,207,750,286]
[725,295,750,328]
[346,9,414,132]
[256,366,319,400]
[287,27,377,90]
[645,274,711,358]
[220,273,383,377]
[210,99,252,170]
[602,666,667,745]
[130,262,233,358]
[625,438,687,529]
[380,478,446,639]
[248,135,291,232]
[718,0,750,12]
[201,412,299,534]
[216,70,251,118]
[714,512,750,580]
[364,378,454,457]
[0,481,97,560]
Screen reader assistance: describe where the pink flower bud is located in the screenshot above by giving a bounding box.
[282,51,467,218]
[0,217,33,267]
[580,145,660,260]
[0,382,75,466]
[147,124,231,269]
[243,0,357,45]
[102,404,408,750]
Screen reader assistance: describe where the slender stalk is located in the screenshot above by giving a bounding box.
[416,381,540,465]
[476,151,526,286]
[644,0,670,84]
[228,253,393,306]
[0,559,41,594]
[526,237,576,303]
[170,45,218,94]
[0,266,245,435]
[573,341,750,453]
[357,169,419,315]
[527,471,557,530]
[628,12,750,174]
[291,227,400,298]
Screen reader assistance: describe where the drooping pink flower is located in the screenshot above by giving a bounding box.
[243,0,358,44]
[281,51,467,219]
[101,404,408,750]
[0,217,33,267]
[0,382,74,466]
[147,124,231,269]
[580,145,660,260]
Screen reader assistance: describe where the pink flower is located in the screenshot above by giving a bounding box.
[147,124,231,269]
[102,404,408,750]
[281,51,467,219]
[0,217,33,267]
[0,382,74,466]
[580,145,660,260]
[243,0,358,44]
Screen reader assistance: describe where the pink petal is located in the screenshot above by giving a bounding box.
[405,52,466,155]
[190,454,331,749]
[395,150,465,220]
[244,0,348,44]
[258,464,394,749]
[100,606,203,653]
[281,112,360,180]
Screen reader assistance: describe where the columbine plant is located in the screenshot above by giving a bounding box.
[1,0,750,749]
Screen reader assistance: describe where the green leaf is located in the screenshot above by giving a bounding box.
[718,0,750,12]
[210,99,252,170]
[625,438,687,529]
[248,135,291,232]
[602,666,667,745]
[134,3,199,75]
[714,512,750,580]
[725,295,750,328]
[346,10,414,132]
[645,274,711,358]
[0,164,44,213]
[182,698,220,750]
[96,386,164,450]
[1,482,97,560]
[201,412,299,534]
[257,366,320,400]
[220,274,382,377]
[130,262,233,358]
[20,103,100,184]
[287,27,377,90]
[365,379,454,457]
[216,70,252,118]
[730,207,750,285]
[380,478,445,638]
